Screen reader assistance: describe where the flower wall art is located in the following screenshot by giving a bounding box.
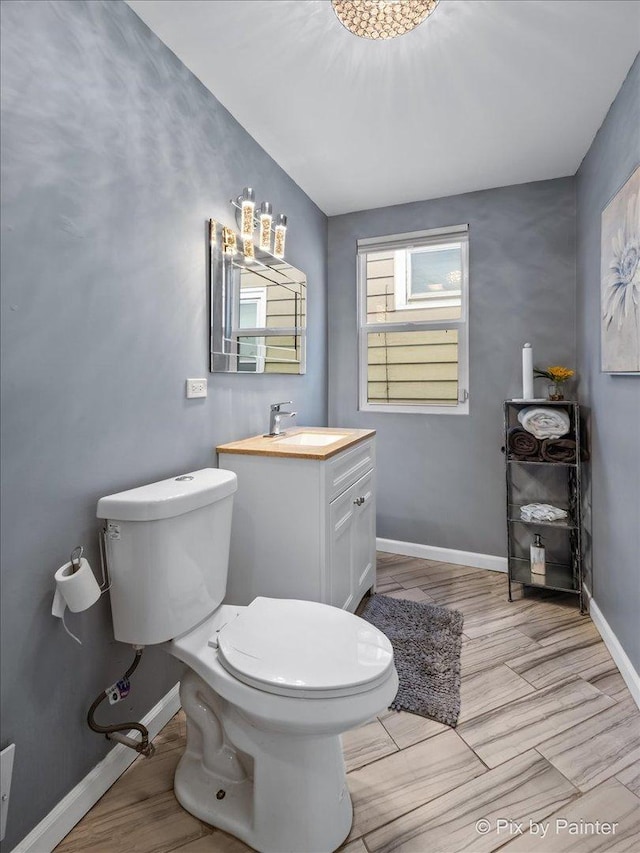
[601,165,640,373]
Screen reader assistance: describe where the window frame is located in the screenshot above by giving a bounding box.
[357,225,470,415]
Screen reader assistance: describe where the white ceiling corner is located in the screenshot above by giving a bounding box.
[126,0,640,215]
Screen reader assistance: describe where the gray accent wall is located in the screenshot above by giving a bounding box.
[0,1,327,847]
[328,179,576,557]
[576,54,640,671]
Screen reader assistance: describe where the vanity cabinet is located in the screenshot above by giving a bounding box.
[218,435,376,613]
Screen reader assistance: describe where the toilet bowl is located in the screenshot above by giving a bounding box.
[168,600,397,853]
[97,469,398,853]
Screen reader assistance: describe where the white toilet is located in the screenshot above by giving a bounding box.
[97,468,398,853]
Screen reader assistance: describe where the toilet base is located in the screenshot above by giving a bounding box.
[175,672,353,853]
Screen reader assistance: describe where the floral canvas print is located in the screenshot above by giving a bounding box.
[601,165,640,373]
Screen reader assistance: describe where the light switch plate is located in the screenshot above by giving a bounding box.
[1,743,15,842]
[186,378,207,399]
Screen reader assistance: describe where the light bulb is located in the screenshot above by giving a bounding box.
[241,187,255,239]
[243,237,254,260]
[259,201,272,252]
[273,213,287,259]
[223,227,237,256]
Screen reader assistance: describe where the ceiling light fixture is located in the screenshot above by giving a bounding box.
[332,0,438,40]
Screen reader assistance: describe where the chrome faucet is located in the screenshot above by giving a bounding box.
[269,401,297,436]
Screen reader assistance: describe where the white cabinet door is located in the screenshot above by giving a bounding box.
[328,468,375,613]
[351,468,376,604]
[328,486,355,611]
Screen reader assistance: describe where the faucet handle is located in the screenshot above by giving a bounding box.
[270,401,292,412]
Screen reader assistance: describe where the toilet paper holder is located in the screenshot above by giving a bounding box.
[69,545,83,574]
[97,528,112,593]
[69,540,110,591]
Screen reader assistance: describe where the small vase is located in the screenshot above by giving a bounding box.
[547,383,564,401]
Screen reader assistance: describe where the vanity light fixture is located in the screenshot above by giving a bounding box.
[273,214,287,259]
[259,202,273,252]
[240,187,255,239]
[332,0,438,40]
[231,191,288,258]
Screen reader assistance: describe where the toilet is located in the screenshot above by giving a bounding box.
[97,468,398,853]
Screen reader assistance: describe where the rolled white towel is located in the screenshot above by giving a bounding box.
[518,406,570,439]
[520,503,568,522]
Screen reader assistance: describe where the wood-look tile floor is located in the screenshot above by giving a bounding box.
[56,554,640,853]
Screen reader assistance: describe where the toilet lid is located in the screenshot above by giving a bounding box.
[216,597,394,699]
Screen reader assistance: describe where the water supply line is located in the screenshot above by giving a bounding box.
[87,647,155,758]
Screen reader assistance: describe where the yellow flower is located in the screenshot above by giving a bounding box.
[534,365,575,384]
[547,366,574,383]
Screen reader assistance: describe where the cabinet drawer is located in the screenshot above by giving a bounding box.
[326,439,375,502]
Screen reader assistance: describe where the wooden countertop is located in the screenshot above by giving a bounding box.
[216,427,375,460]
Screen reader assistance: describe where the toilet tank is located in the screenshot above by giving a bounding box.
[97,468,237,645]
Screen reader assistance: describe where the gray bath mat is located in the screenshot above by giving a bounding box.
[360,594,464,727]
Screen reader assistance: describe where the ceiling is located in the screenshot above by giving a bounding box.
[126,0,640,215]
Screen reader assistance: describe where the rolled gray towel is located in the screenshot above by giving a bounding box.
[508,427,540,460]
[541,439,576,463]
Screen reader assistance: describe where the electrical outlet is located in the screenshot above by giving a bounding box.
[186,378,207,399]
[1,743,15,842]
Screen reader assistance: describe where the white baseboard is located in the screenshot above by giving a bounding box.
[583,587,640,710]
[12,683,181,853]
[376,537,507,573]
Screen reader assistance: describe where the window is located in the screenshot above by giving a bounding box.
[232,268,306,374]
[237,287,266,372]
[358,225,469,414]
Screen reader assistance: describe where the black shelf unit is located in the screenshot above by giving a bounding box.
[503,400,585,612]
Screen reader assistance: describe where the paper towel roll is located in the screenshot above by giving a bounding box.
[522,343,534,400]
[52,557,101,616]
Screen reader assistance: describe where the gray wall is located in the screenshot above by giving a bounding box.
[576,54,640,671]
[0,1,327,847]
[328,179,576,557]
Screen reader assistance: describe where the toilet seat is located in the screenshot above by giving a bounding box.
[215,597,394,699]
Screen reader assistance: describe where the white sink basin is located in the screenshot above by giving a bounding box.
[276,432,350,447]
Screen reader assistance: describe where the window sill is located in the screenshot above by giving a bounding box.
[359,401,469,416]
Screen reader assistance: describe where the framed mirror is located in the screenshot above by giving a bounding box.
[209,221,306,374]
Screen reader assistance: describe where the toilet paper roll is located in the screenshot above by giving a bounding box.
[52,557,101,617]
